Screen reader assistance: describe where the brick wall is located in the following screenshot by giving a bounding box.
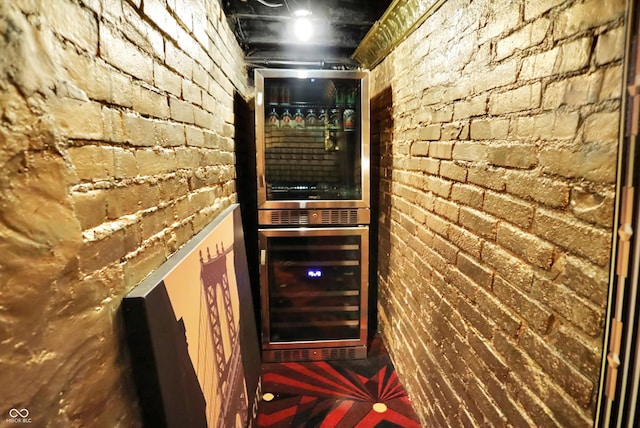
[0,0,248,425]
[265,127,341,184]
[371,0,624,426]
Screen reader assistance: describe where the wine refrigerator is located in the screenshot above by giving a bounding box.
[255,69,370,362]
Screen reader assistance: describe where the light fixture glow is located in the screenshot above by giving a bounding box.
[293,8,311,17]
[294,16,313,42]
[293,9,313,42]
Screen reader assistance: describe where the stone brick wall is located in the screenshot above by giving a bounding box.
[265,128,341,184]
[0,0,248,425]
[371,0,624,425]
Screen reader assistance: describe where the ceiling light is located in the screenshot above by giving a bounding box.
[293,10,312,42]
[293,9,311,17]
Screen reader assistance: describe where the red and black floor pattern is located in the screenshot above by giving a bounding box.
[257,339,421,427]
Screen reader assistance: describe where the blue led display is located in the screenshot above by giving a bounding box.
[307,269,322,278]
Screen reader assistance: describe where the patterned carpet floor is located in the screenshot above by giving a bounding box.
[257,339,421,428]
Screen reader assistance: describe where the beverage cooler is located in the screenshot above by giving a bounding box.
[254,69,370,362]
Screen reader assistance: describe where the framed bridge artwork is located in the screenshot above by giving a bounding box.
[122,204,261,428]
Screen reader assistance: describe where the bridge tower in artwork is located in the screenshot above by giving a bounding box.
[200,242,248,428]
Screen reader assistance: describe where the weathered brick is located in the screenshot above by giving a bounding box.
[106,185,141,219]
[427,176,453,197]
[51,98,104,140]
[100,24,153,83]
[434,197,460,222]
[439,161,467,182]
[553,0,625,41]
[132,85,170,119]
[481,242,535,291]
[449,223,483,258]
[504,171,570,208]
[457,253,493,289]
[429,141,453,159]
[530,278,604,337]
[583,111,620,143]
[60,45,108,103]
[45,0,98,53]
[123,114,157,146]
[140,205,172,240]
[484,191,534,228]
[102,107,126,144]
[123,243,167,289]
[369,0,622,425]
[495,18,550,61]
[477,0,521,43]
[451,183,484,209]
[154,62,183,96]
[487,144,537,169]
[475,60,519,93]
[144,0,178,40]
[465,378,506,425]
[135,148,177,176]
[600,65,623,100]
[113,147,138,178]
[182,78,202,105]
[553,37,592,74]
[155,121,186,147]
[432,233,459,263]
[469,119,510,140]
[169,96,195,123]
[489,83,542,115]
[426,212,450,237]
[532,209,612,266]
[467,165,506,191]
[459,206,498,240]
[496,223,555,269]
[521,331,594,408]
[419,124,441,141]
[445,268,479,303]
[520,47,558,80]
[443,122,469,140]
[80,229,126,273]
[549,253,609,306]
[524,0,564,20]
[474,285,521,336]
[493,276,552,334]
[68,145,115,181]
[453,95,487,120]
[410,141,430,157]
[452,141,489,162]
[550,323,602,380]
[459,299,495,339]
[539,143,617,183]
[513,112,580,140]
[543,73,603,108]
[166,42,194,79]
[72,190,107,230]
[481,367,535,427]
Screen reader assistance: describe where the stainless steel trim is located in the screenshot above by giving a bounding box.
[270,260,360,266]
[272,321,360,327]
[262,345,367,362]
[272,290,359,298]
[254,69,371,212]
[272,306,360,312]
[258,208,370,225]
[258,226,369,360]
[270,244,360,250]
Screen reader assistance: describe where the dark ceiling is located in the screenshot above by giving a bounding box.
[221,0,393,72]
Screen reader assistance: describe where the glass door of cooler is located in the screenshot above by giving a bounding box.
[259,227,369,346]
[255,69,370,209]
